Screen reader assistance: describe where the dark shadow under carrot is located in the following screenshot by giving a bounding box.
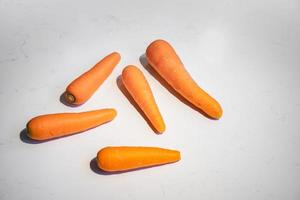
[139,54,215,120]
[90,157,121,175]
[20,128,81,144]
[19,128,45,144]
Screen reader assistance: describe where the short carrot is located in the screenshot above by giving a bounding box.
[97,146,180,172]
[146,40,223,119]
[121,65,165,133]
[65,52,121,105]
[27,109,117,140]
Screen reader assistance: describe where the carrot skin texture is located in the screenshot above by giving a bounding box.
[146,40,223,119]
[97,146,180,172]
[121,65,166,133]
[65,52,121,105]
[27,109,117,140]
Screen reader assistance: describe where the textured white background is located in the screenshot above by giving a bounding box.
[0,0,300,199]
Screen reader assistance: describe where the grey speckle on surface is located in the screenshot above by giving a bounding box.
[19,40,28,58]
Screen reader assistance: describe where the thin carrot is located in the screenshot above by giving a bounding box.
[65,52,121,105]
[97,146,180,172]
[146,39,223,119]
[121,65,165,133]
[27,109,117,140]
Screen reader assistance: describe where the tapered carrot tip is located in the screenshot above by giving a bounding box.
[26,109,117,140]
[146,39,223,119]
[121,65,166,134]
[65,52,121,105]
[97,146,180,172]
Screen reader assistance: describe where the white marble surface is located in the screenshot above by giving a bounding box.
[1,0,300,199]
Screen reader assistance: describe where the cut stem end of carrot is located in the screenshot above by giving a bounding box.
[65,92,76,104]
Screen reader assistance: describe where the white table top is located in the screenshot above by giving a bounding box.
[1,0,300,199]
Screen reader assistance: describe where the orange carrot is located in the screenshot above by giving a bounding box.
[97,146,180,172]
[146,40,223,119]
[27,109,117,140]
[65,52,121,105]
[121,65,165,133]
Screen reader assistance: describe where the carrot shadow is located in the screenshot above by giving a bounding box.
[19,128,49,144]
[59,92,81,108]
[139,54,215,120]
[116,75,161,134]
[19,128,73,144]
[89,157,126,175]
[89,157,175,175]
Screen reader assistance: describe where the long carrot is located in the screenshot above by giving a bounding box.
[146,40,223,119]
[27,109,117,140]
[121,65,165,134]
[97,146,180,172]
[65,52,121,105]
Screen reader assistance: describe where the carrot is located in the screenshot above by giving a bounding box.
[97,146,180,172]
[27,109,117,140]
[121,65,165,133]
[65,52,121,105]
[146,40,223,119]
